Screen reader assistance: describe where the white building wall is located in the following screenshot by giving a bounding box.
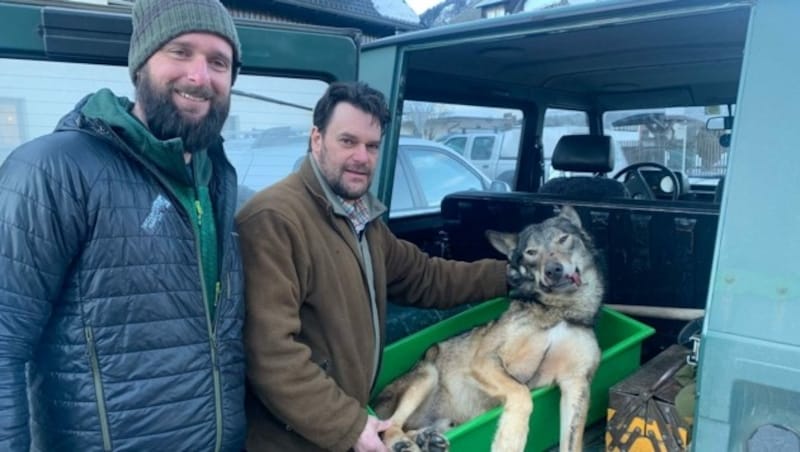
[523,0,597,12]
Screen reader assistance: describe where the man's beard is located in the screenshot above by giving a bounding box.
[135,70,230,152]
[317,142,373,200]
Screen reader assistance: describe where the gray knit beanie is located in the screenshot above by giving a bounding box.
[128,0,242,84]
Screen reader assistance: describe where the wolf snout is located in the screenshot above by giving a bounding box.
[545,261,563,281]
[543,261,581,288]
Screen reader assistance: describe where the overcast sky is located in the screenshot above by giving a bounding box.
[405,0,443,14]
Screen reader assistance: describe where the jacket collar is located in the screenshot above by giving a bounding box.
[57,90,238,243]
[70,88,216,187]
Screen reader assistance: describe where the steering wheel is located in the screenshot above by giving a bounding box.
[613,162,680,200]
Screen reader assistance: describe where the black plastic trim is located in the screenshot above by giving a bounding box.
[42,7,130,64]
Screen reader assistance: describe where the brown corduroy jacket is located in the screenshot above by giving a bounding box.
[235,157,507,451]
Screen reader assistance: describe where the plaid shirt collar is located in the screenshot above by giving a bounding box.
[337,196,370,233]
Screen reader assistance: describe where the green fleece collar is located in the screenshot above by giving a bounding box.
[81,88,211,187]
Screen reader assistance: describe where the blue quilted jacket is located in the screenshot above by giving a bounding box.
[0,93,246,451]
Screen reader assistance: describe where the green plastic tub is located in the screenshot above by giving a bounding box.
[371,297,655,452]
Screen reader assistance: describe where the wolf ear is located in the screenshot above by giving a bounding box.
[486,230,518,257]
[559,205,582,227]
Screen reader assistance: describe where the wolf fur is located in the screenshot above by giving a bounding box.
[374,206,603,452]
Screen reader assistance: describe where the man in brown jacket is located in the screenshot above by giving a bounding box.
[236,81,508,452]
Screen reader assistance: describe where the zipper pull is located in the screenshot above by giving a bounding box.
[214,281,222,309]
[195,199,203,227]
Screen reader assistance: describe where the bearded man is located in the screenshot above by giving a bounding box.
[0,0,247,450]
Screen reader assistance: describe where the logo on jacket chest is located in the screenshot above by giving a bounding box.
[141,194,173,234]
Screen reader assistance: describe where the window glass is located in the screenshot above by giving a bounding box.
[390,158,414,213]
[603,106,732,186]
[0,58,326,209]
[0,60,134,165]
[442,136,467,155]
[470,136,495,160]
[402,100,521,189]
[223,76,326,208]
[543,108,590,180]
[0,99,23,157]
[405,146,484,210]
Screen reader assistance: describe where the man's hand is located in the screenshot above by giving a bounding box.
[353,415,392,452]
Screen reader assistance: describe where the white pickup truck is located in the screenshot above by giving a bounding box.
[439,128,520,184]
[440,127,630,184]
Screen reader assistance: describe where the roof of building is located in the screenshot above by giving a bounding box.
[268,0,421,29]
[474,0,504,7]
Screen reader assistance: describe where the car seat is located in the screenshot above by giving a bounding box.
[539,135,630,200]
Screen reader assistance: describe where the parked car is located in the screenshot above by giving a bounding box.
[439,128,519,184]
[439,126,632,184]
[391,136,510,217]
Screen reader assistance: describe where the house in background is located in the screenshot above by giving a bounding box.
[63,0,423,39]
[475,0,516,18]
[226,0,423,40]
[421,0,597,26]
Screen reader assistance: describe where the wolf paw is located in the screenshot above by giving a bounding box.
[414,427,449,452]
[391,439,422,452]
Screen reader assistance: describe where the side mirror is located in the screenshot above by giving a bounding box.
[489,180,511,193]
[706,115,734,130]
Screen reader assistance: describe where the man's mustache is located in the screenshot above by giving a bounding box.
[344,164,371,174]
[172,83,214,100]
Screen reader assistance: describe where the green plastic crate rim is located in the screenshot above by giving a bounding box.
[370,297,655,452]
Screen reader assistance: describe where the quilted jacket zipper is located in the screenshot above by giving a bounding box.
[85,326,112,451]
[194,225,224,452]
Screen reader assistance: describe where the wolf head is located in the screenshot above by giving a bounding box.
[486,206,603,308]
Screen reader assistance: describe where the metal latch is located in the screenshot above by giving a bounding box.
[686,333,701,367]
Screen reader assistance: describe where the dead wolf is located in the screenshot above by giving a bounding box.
[374,206,603,452]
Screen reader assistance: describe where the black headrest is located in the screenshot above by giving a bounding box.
[552,135,614,173]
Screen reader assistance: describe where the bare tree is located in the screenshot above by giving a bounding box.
[403,101,452,139]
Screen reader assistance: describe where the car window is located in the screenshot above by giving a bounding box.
[603,106,732,186]
[470,136,495,160]
[402,100,522,187]
[0,58,326,210]
[218,77,326,208]
[0,59,134,165]
[404,145,485,210]
[442,136,467,155]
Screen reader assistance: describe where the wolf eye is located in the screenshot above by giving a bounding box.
[557,234,569,244]
[524,248,537,257]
